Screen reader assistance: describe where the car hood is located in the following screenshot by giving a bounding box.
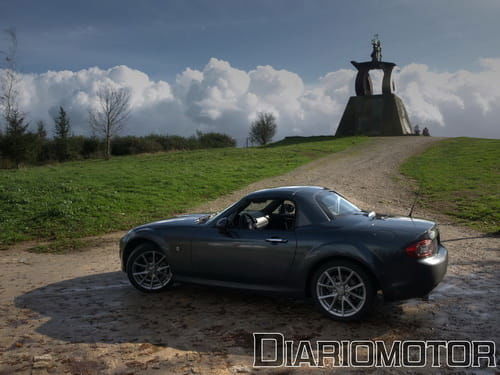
[134,213,210,230]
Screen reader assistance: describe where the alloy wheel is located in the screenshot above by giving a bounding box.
[316,266,367,317]
[131,250,172,291]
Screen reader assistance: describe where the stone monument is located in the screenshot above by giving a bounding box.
[335,35,412,136]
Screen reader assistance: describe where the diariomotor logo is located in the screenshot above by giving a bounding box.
[253,333,496,369]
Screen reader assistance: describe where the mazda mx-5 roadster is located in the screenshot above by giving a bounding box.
[119,186,447,320]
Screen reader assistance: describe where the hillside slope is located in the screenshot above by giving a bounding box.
[401,137,499,233]
[0,137,366,247]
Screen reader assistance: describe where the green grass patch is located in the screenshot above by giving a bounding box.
[266,135,337,147]
[0,136,367,247]
[401,137,500,234]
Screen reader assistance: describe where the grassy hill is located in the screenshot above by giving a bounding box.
[401,137,500,234]
[0,136,367,249]
[266,135,337,147]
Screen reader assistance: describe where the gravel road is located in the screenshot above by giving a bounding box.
[0,136,498,375]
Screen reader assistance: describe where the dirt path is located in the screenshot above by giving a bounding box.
[0,137,498,374]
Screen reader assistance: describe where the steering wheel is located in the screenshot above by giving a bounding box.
[240,213,255,230]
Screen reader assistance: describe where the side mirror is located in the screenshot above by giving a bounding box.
[216,217,229,232]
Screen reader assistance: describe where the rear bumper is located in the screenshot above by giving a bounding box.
[383,244,448,301]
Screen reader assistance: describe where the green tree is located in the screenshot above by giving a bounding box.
[36,120,47,139]
[1,110,33,168]
[54,106,71,161]
[35,120,50,163]
[249,112,277,146]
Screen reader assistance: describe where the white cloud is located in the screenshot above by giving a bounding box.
[3,57,500,142]
[395,61,500,137]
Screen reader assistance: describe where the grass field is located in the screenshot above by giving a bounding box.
[0,136,367,249]
[267,135,337,147]
[401,137,500,234]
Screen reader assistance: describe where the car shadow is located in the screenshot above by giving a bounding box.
[15,271,448,353]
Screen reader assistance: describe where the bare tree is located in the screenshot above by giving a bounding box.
[249,112,277,146]
[0,28,20,125]
[89,87,131,159]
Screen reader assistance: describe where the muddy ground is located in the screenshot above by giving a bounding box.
[0,137,498,374]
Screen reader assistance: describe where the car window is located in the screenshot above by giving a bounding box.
[234,198,296,231]
[317,191,360,218]
[270,200,296,231]
[272,200,295,215]
[242,200,274,213]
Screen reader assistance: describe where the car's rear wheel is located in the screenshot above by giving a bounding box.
[126,243,173,293]
[311,260,375,321]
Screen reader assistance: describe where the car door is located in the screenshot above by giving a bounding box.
[191,228,297,285]
[190,199,297,286]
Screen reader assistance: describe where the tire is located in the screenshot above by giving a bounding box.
[311,260,375,321]
[126,242,174,293]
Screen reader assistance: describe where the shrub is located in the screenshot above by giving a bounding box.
[37,140,54,163]
[0,131,237,168]
[111,136,163,156]
[147,134,199,151]
[81,137,101,159]
[197,132,236,148]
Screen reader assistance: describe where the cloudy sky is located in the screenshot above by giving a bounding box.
[1,0,499,142]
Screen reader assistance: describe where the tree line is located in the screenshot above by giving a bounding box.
[0,28,279,169]
[0,106,237,168]
[0,106,277,169]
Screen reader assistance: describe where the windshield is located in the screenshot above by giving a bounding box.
[317,191,361,218]
[205,200,240,224]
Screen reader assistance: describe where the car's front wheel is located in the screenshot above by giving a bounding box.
[126,243,174,293]
[311,260,375,321]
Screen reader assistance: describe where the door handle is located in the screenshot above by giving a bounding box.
[265,238,288,244]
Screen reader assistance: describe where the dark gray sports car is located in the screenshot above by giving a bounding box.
[119,186,448,320]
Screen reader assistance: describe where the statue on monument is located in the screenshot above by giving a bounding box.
[351,35,395,96]
[370,34,382,62]
[335,35,413,136]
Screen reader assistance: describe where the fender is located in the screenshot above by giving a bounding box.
[296,239,387,293]
[120,228,170,271]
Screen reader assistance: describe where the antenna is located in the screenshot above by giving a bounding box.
[408,187,421,218]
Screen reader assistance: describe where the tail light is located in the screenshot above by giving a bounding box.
[405,239,436,258]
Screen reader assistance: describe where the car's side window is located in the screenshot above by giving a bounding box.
[232,199,271,230]
[242,200,274,213]
[269,200,296,231]
[232,198,296,231]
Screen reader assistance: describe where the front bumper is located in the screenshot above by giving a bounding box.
[383,244,448,301]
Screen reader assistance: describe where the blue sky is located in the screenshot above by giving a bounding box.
[2,0,499,82]
[1,0,499,139]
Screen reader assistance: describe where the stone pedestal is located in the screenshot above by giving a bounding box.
[335,94,412,136]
